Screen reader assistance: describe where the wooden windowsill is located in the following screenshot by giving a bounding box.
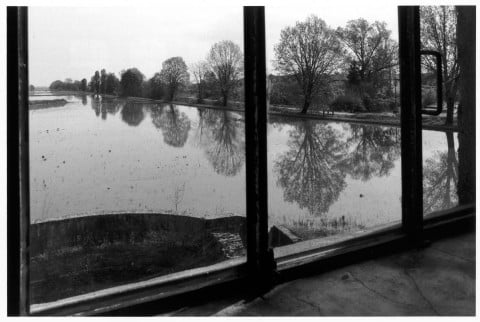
[30,257,246,316]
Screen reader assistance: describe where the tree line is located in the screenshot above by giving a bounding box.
[48,7,458,124]
[49,78,88,92]
[50,40,243,107]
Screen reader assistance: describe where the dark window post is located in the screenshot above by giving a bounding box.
[7,6,30,316]
[457,6,476,205]
[398,6,423,243]
[244,6,275,290]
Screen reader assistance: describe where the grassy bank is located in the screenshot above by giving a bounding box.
[42,91,458,132]
[170,97,458,132]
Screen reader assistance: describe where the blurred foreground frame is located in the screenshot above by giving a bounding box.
[7,6,30,316]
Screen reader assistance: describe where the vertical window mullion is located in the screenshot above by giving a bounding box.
[7,6,30,316]
[243,6,274,289]
[398,6,424,243]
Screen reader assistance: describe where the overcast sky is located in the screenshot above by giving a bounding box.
[29,3,398,86]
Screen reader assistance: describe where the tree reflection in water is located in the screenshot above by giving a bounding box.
[274,120,347,216]
[423,132,458,213]
[74,94,87,106]
[197,109,245,176]
[340,125,401,181]
[193,108,211,147]
[121,101,145,127]
[103,100,122,117]
[91,95,101,117]
[151,104,191,148]
[90,96,123,120]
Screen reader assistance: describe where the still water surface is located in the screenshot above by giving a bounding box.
[29,95,457,238]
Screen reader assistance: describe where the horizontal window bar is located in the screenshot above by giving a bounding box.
[30,258,246,316]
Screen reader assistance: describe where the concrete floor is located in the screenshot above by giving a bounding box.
[168,232,475,316]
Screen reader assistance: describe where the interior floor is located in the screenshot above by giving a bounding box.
[164,231,475,316]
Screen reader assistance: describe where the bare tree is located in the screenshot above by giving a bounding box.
[337,19,397,82]
[207,40,243,107]
[274,15,343,114]
[160,56,189,101]
[191,61,210,103]
[420,6,459,125]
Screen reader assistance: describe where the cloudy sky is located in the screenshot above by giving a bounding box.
[29,3,398,86]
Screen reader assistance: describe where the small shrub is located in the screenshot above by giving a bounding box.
[374,97,397,112]
[365,97,386,112]
[330,94,364,112]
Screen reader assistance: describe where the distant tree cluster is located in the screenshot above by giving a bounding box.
[49,78,88,92]
[74,40,236,105]
[88,69,120,96]
[82,41,243,106]
[145,41,242,106]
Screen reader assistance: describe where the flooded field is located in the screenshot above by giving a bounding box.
[29,94,457,233]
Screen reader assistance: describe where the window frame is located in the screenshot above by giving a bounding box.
[7,6,30,316]
[7,5,475,316]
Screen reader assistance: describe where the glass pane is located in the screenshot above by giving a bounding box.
[265,4,401,254]
[420,6,465,216]
[423,130,459,214]
[28,6,245,306]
